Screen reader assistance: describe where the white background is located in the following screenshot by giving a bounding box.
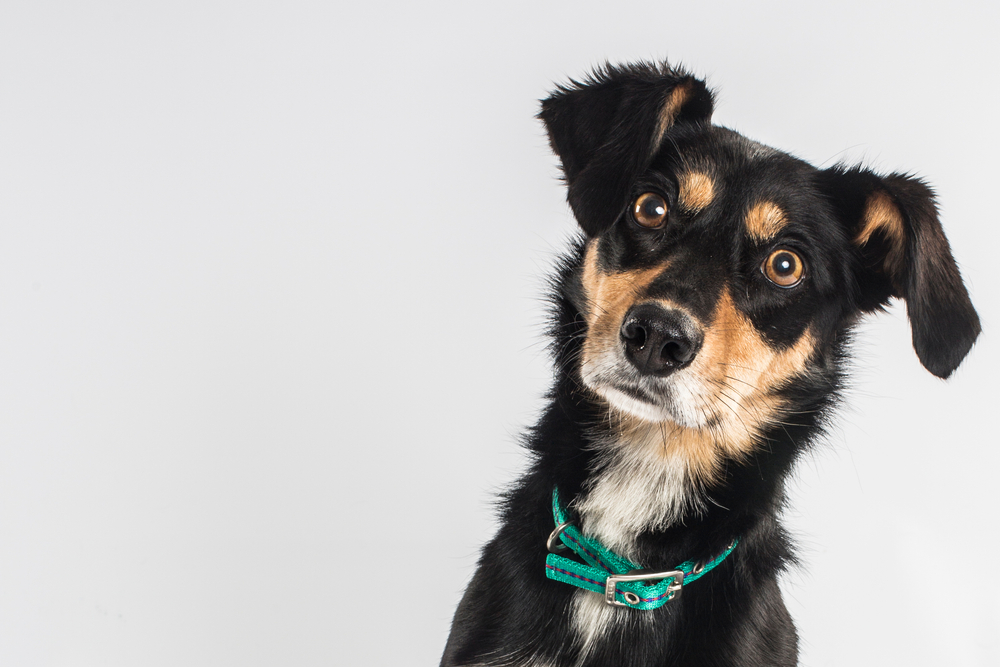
[1,1,997,665]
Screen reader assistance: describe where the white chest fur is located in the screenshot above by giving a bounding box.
[562,423,705,663]
[575,423,705,560]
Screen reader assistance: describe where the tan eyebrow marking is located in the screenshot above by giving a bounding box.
[745,201,788,241]
[678,171,715,213]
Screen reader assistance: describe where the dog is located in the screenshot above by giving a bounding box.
[440,62,980,667]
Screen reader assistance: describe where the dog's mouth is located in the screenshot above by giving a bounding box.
[588,373,712,429]
[608,381,658,405]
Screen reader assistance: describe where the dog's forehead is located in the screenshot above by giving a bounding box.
[681,126,779,162]
[662,126,821,236]
[666,126,791,179]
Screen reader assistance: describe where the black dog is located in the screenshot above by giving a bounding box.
[441,62,979,667]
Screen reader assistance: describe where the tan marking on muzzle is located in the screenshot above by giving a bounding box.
[580,241,670,369]
[745,201,788,241]
[614,290,816,485]
[678,171,715,213]
[856,190,906,277]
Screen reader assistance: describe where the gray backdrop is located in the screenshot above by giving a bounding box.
[1,1,997,665]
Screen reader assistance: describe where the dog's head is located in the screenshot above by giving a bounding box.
[541,63,979,468]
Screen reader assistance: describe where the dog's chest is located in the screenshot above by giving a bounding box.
[549,431,700,665]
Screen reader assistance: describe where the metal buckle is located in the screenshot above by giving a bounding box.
[604,569,684,607]
[546,521,572,553]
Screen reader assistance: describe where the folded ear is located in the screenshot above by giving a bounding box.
[817,166,980,378]
[538,62,714,236]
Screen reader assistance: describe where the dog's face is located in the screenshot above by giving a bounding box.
[541,64,979,477]
[577,128,841,435]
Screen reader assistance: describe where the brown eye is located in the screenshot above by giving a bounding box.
[762,249,805,288]
[633,192,669,228]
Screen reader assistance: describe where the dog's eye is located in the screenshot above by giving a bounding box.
[762,249,805,288]
[633,193,669,229]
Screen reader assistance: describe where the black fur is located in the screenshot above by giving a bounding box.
[441,62,979,667]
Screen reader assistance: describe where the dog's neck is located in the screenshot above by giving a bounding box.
[575,416,710,561]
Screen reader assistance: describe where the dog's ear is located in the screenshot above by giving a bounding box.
[817,166,980,378]
[539,63,713,236]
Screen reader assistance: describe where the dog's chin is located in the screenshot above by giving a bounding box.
[595,384,708,429]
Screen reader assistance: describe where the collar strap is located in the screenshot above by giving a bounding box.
[544,488,738,610]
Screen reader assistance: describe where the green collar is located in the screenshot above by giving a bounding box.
[544,488,738,610]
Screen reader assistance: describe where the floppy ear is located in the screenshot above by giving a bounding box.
[817,166,980,378]
[538,62,714,236]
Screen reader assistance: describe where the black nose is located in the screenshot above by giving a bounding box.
[620,303,702,376]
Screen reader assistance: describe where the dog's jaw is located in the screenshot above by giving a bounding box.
[598,385,679,423]
[581,359,715,429]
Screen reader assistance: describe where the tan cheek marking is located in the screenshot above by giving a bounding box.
[745,201,788,241]
[580,241,666,367]
[651,81,693,153]
[697,290,816,408]
[619,290,816,485]
[856,191,906,277]
[678,171,715,213]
